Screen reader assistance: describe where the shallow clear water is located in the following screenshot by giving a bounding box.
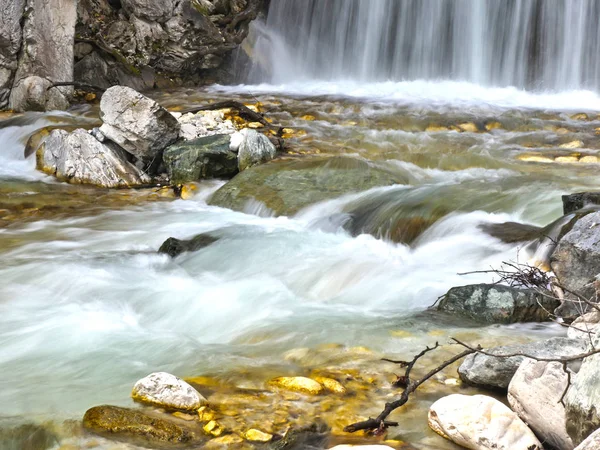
[1,83,599,447]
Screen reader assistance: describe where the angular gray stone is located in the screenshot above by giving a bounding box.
[552,211,600,300]
[121,0,175,22]
[565,333,600,445]
[36,129,150,187]
[158,234,219,258]
[99,86,180,165]
[575,428,600,450]
[10,0,76,111]
[568,311,600,342]
[163,134,237,183]
[0,0,26,108]
[508,359,573,450]
[237,129,277,172]
[9,76,69,112]
[458,337,587,390]
[131,372,206,411]
[438,284,559,324]
[562,192,600,215]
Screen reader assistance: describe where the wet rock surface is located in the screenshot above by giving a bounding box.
[131,372,207,410]
[437,284,558,324]
[562,192,600,214]
[158,234,219,257]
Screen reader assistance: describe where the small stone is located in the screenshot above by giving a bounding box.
[559,140,584,149]
[206,434,244,447]
[443,378,461,386]
[301,114,316,121]
[247,122,264,128]
[579,155,599,163]
[172,412,196,421]
[180,184,197,200]
[84,93,96,102]
[426,124,449,132]
[244,429,273,442]
[518,154,554,163]
[485,121,502,131]
[312,377,347,394]
[203,420,223,437]
[555,155,580,163]
[458,122,478,132]
[269,377,324,395]
[132,372,207,411]
[198,406,217,422]
[571,113,590,121]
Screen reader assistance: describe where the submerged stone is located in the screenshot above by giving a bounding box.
[82,405,198,445]
[269,422,330,450]
[158,233,219,257]
[163,134,238,183]
[245,428,273,442]
[209,156,404,216]
[437,284,558,324]
[562,192,600,214]
[269,377,324,395]
[0,422,58,450]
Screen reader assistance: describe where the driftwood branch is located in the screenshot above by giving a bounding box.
[344,343,476,433]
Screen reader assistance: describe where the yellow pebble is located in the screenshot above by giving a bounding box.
[571,113,589,121]
[555,156,579,163]
[517,154,554,163]
[312,376,347,394]
[247,122,264,129]
[579,155,599,163]
[172,411,196,421]
[485,121,502,131]
[425,125,448,132]
[269,376,324,395]
[203,420,223,437]
[198,406,217,422]
[458,122,478,132]
[245,429,273,442]
[301,114,316,121]
[559,140,584,149]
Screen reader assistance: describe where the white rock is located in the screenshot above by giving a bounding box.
[568,311,600,341]
[237,128,277,171]
[229,131,244,152]
[508,359,573,450]
[428,394,542,450]
[170,112,182,119]
[575,428,600,449]
[99,86,180,164]
[36,129,150,187]
[131,372,206,411]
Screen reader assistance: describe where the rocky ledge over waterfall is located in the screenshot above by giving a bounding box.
[0,0,265,112]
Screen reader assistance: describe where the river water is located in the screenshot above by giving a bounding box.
[1,82,599,448]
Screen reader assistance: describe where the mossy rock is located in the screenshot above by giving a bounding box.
[209,156,405,216]
[83,405,200,446]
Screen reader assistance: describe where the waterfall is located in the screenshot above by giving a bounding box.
[249,0,600,91]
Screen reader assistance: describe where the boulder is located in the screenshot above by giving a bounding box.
[568,311,600,342]
[237,128,277,172]
[428,394,542,450]
[551,211,600,301]
[0,421,58,450]
[209,156,405,216]
[163,135,238,183]
[83,405,198,445]
[575,428,600,450]
[131,372,207,411]
[9,0,76,111]
[458,337,587,390]
[508,359,573,450]
[36,129,150,187]
[437,284,558,324]
[565,334,600,445]
[99,86,180,165]
[562,192,600,214]
[158,234,219,258]
[121,0,175,23]
[0,0,26,109]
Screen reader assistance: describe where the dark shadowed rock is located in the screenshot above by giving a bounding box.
[269,422,330,450]
[163,134,237,183]
[159,234,219,257]
[458,337,587,390]
[562,192,600,214]
[0,421,58,450]
[437,284,558,324]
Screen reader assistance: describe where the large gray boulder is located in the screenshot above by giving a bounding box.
[458,337,587,390]
[9,0,76,112]
[0,0,26,109]
[552,211,600,301]
[508,359,573,450]
[565,334,600,445]
[428,394,542,450]
[163,134,237,184]
[438,284,558,324]
[36,129,150,188]
[99,86,180,166]
[9,76,69,112]
[236,129,277,172]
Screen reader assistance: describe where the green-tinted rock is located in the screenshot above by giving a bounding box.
[438,284,559,324]
[209,156,405,216]
[269,422,330,450]
[158,234,219,257]
[82,405,199,446]
[0,422,58,450]
[163,134,237,183]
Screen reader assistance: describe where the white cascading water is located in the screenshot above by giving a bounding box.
[251,0,600,90]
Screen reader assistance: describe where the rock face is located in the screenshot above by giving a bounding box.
[237,128,277,171]
[36,129,150,187]
[508,359,573,450]
[131,372,207,411]
[575,428,600,450]
[209,156,405,216]
[437,284,558,324]
[458,337,587,390]
[158,234,219,258]
[428,394,542,450]
[83,405,198,445]
[0,421,58,450]
[163,135,238,183]
[551,211,600,301]
[0,0,26,109]
[565,334,600,445]
[121,0,174,22]
[99,86,180,166]
[9,0,76,112]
